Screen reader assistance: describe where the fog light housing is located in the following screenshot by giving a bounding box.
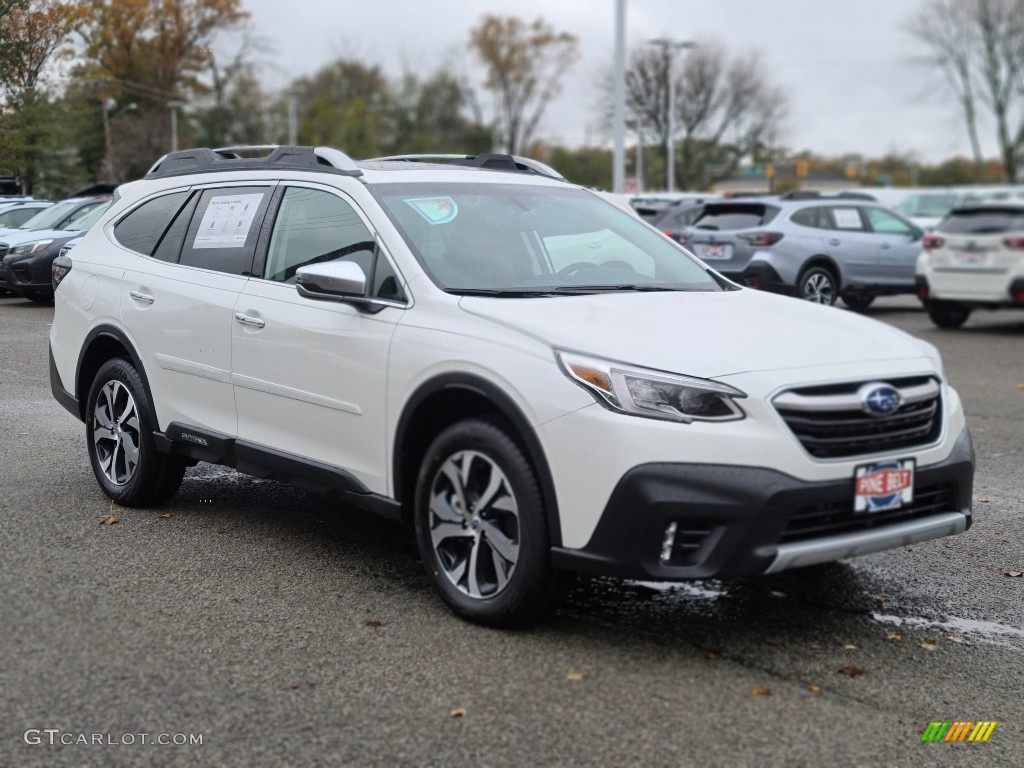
[660,522,678,563]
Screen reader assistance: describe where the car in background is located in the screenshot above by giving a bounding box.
[681,195,924,308]
[0,200,52,229]
[895,189,991,231]
[650,201,708,243]
[0,202,110,302]
[629,192,719,223]
[916,202,1024,327]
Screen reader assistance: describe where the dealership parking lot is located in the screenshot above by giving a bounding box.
[2,294,1022,767]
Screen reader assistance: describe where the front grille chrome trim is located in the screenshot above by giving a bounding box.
[773,379,939,413]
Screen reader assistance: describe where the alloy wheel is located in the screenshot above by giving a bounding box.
[92,380,141,486]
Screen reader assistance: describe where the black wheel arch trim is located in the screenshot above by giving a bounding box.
[800,256,843,285]
[73,324,151,422]
[393,372,563,548]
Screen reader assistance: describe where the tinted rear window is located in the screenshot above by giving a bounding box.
[692,204,778,231]
[939,208,1024,234]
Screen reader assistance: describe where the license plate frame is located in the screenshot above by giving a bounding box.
[854,459,915,513]
[697,243,731,260]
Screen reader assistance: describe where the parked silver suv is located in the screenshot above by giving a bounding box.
[682,193,924,308]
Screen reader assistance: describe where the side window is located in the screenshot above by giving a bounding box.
[829,206,866,231]
[113,191,190,256]
[178,186,273,275]
[264,187,376,285]
[790,206,831,229]
[865,206,915,235]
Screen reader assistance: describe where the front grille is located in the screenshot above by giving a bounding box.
[774,376,943,458]
[781,483,957,543]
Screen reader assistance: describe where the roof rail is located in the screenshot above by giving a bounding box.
[144,145,363,179]
[368,153,565,180]
[780,190,877,201]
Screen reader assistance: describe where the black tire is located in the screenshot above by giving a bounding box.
[927,301,971,329]
[841,292,875,311]
[797,265,838,305]
[414,418,560,628]
[85,358,186,506]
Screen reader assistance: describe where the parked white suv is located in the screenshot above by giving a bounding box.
[50,146,975,627]
[916,202,1024,328]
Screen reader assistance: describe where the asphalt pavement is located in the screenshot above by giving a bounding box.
[1,294,1022,768]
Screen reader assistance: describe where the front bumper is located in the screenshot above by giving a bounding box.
[2,253,54,293]
[550,426,974,580]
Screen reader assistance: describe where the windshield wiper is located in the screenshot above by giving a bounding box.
[447,288,558,297]
[551,284,678,293]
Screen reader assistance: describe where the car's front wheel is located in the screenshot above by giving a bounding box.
[927,301,971,329]
[85,358,186,506]
[414,418,560,627]
[798,266,838,305]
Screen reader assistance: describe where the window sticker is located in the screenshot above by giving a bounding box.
[832,208,863,230]
[192,193,265,248]
[404,196,458,225]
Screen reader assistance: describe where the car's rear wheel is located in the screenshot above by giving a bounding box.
[927,301,971,329]
[798,266,838,305]
[414,418,560,627]
[841,292,875,311]
[86,358,186,506]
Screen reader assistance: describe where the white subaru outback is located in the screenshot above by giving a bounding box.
[50,146,975,627]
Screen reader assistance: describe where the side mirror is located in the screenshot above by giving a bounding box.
[295,260,366,301]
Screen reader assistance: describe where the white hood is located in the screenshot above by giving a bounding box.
[459,288,933,379]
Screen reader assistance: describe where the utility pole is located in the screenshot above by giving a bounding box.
[168,100,186,152]
[648,38,695,192]
[287,90,299,145]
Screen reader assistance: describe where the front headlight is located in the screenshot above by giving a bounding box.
[8,239,54,257]
[557,351,747,423]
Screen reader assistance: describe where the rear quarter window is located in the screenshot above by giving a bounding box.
[939,208,1024,234]
[113,191,190,256]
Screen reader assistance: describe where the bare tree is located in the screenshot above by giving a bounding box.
[906,0,1024,181]
[468,15,579,155]
[607,39,787,189]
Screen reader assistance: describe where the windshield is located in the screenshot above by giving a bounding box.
[64,201,110,231]
[897,193,959,218]
[20,200,84,230]
[939,208,1024,234]
[371,183,723,294]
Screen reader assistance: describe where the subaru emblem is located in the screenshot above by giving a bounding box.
[858,382,902,416]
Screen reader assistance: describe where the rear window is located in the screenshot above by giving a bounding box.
[938,208,1024,234]
[692,204,778,231]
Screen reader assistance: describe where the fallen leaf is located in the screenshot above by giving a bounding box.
[99,514,118,525]
[806,684,823,694]
[918,640,938,651]
[288,681,316,690]
[449,705,466,718]
[565,671,589,681]
[159,513,173,519]
[886,633,903,643]
[364,620,387,629]
[1015,382,1024,389]
[704,651,718,661]
[842,644,857,650]
[750,686,771,696]
[875,595,888,604]
[837,664,866,678]
[1002,569,1024,577]
[979,497,991,503]
[945,635,964,644]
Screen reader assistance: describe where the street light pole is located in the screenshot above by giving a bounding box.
[647,38,695,193]
[168,100,186,152]
[612,0,627,194]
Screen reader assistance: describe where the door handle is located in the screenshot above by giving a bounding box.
[828,239,841,246]
[234,312,265,329]
[880,242,892,250]
[129,290,154,304]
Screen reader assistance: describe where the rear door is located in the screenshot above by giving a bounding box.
[119,183,274,435]
[822,205,876,284]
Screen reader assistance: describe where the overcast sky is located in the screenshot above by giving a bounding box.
[241,0,980,163]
